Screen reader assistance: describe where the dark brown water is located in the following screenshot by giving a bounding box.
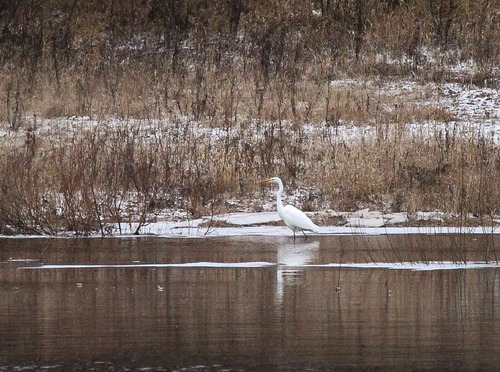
[1,234,500,371]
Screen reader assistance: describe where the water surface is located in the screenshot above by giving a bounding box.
[1,234,500,370]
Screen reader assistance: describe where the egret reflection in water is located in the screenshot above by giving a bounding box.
[275,240,320,304]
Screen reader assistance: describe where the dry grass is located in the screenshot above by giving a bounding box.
[0,0,498,234]
[0,110,498,235]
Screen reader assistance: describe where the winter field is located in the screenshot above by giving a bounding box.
[0,1,498,237]
[1,77,499,238]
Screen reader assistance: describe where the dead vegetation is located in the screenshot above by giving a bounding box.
[1,114,498,235]
[0,0,498,234]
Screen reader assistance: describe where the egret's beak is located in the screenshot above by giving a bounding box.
[260,178,271,185]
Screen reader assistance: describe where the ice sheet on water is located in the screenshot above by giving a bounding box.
[18,260,500,272]
[112,218,498,237]
[20,262,278,270]
[303,261,500,271]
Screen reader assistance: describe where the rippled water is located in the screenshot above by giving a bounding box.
[1,234,500,371]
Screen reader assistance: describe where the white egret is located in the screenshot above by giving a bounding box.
[261,177,319,240]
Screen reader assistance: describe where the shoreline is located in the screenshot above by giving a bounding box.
[1,210,498,238]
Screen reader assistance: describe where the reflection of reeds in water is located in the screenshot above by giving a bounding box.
[4,260,500,369]
[350,230,500,266]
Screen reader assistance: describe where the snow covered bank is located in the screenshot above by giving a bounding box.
[0,210,497,238]
[108,211,499,238]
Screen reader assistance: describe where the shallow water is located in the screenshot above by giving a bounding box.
[1,234,500,371]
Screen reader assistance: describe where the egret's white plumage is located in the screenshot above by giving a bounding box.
[261,177,319,239]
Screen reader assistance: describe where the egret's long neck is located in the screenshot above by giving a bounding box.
[275,179,284,213]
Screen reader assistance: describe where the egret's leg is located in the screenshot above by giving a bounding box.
[293,231,296,241]
[302,231,308,239]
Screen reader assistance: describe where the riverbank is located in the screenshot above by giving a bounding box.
[0,1,498,236]
[1,77,499,236]
[1,78,499,236]
[1,210,498,238]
